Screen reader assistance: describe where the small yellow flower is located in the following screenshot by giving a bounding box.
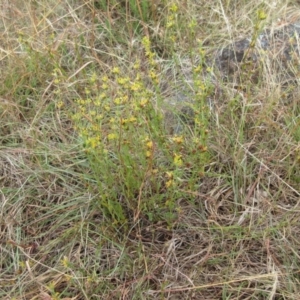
[166,179,173,188]
[133,60,141,69]
[176,206,183,214]
[104,105,111,112]
[108,133,118,140]
[128,116,137,123]
[79,106,86,113]
[61,256,70,268]
[258,10,266,20]
[146,51,155,60]
[117,77,129,85]
[99,92,106,99]
[90,72,97,83]
[86,137,101,149]
[19,260,26,270]
[151,168,158,174]
[122,95,129,103]
[112,67,120,74]
[140,99,149,108]
[94,99,101,106]
[170,4,178,13]
[167,20,175,29]
[131,82,143,91]
[188,19,197,29]
[114,97,122,105]
[149,70,158,83]
[199,47,205,57]
[102,83,109,89]
[92,124,100,131]
[194,65,202,73]
[172,136,184,144]
[170,35,176,43]
[142,37,151,49]
[135,74,141,81]
[101,75,109,82]
[56,101,64,109]
[165,171,173,179]
[146,140,153,149]
[206,66,213,73]
[173,153,183,166]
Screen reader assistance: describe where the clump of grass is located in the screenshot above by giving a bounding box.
[2,0,300,299]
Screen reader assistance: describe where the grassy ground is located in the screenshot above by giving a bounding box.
[1,0,300,299]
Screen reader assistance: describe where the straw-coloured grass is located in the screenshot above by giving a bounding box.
[0,0,299,299]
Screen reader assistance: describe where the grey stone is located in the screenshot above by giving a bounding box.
[215,21,300,80]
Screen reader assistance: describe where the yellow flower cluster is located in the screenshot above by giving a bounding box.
[167,3,178,29]
[141,37,159,85]
[145,138,153,159]
[165,171,173,188]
